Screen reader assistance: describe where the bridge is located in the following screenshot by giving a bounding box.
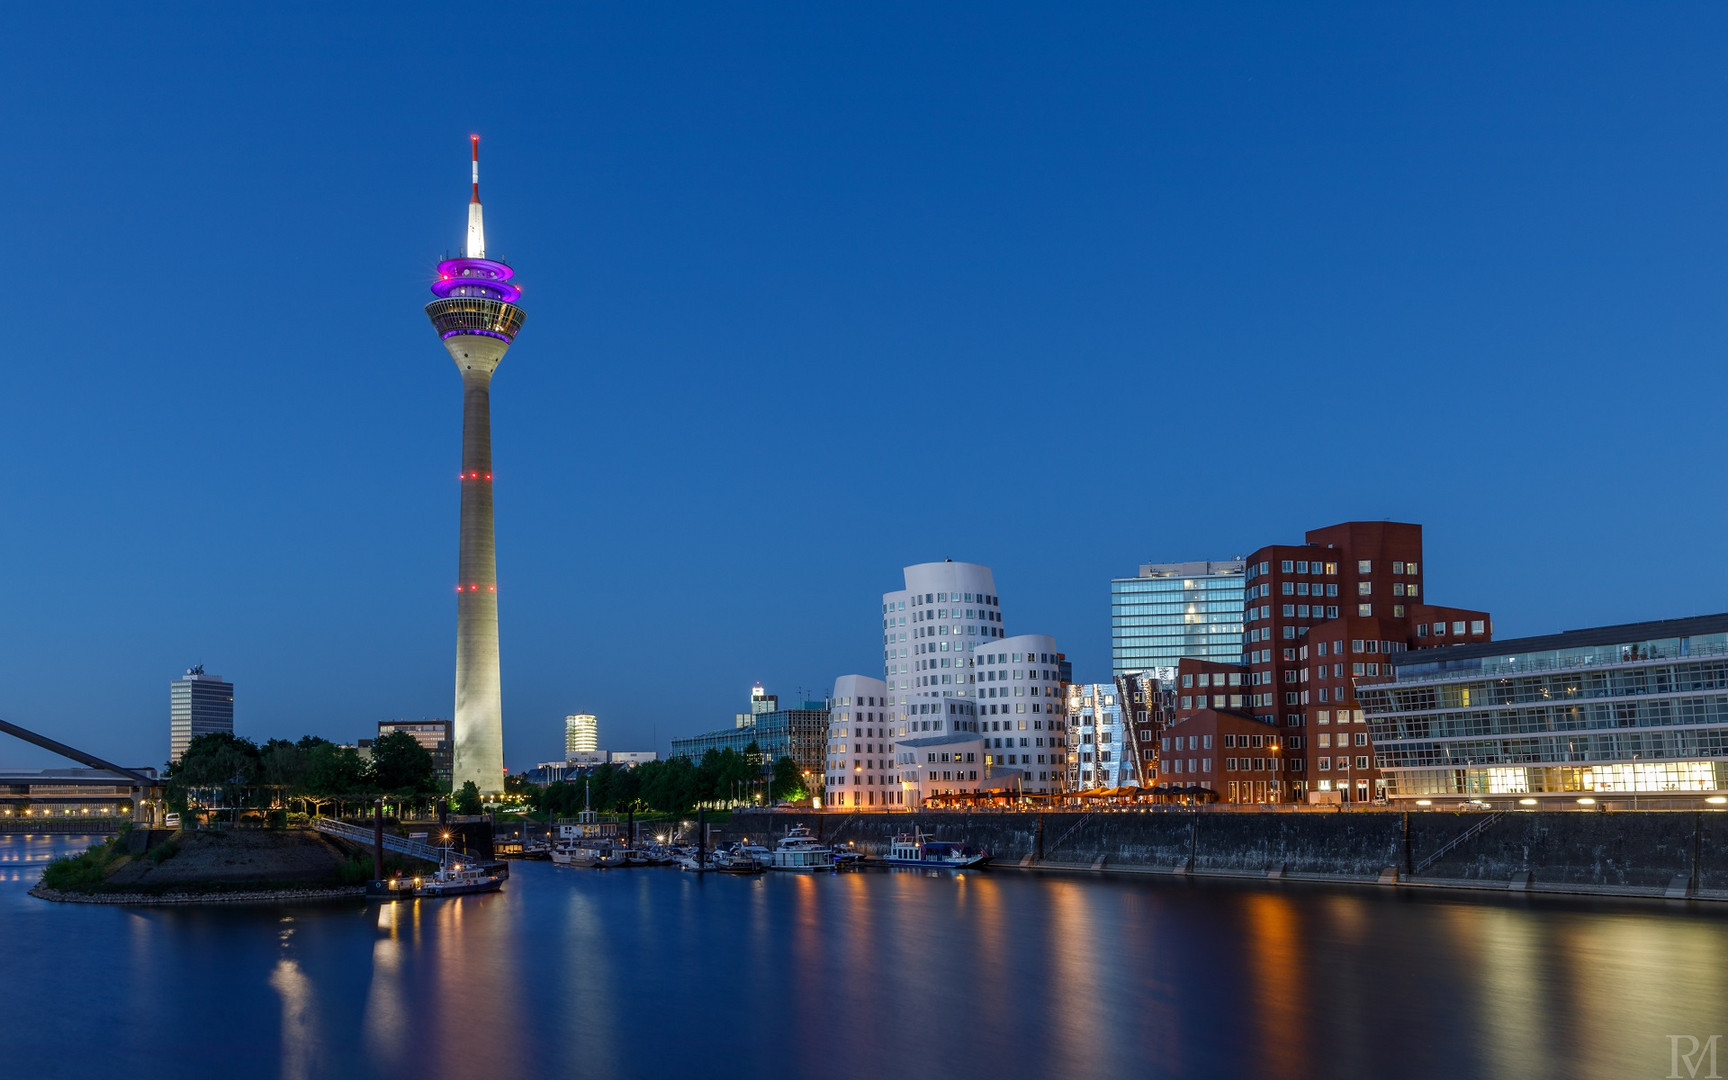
[0,717,162,824]
[311,816,499,869]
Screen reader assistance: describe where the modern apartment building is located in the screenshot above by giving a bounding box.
[1111,559,1246,675]
[1241,521,1492,803]
[169,667,233,764]
[1361,613,1728,807]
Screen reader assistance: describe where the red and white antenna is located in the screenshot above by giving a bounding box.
[465,134,486,258]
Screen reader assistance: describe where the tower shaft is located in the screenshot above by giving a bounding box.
[453,368,503,793]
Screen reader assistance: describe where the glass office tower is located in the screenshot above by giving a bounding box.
[1111,559,1246,676]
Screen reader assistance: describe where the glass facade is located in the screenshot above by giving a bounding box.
[1112,560,1245,676]
[1361,616,1728,803]
[169,669,234,764]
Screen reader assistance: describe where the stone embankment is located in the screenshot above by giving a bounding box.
[30,884,365,905]
[730,808,1728,902]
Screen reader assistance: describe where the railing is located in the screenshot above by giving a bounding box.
[1387,641,1728,686]
[1412,812,1505,874]
[311,817,461,866]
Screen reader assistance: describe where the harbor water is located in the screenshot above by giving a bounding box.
[3,833,1725,1080]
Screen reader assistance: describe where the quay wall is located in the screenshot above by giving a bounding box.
[729,809,1728,901]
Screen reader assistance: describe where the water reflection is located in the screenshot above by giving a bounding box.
[269,919,322,1080]
[5,835,1728,1080]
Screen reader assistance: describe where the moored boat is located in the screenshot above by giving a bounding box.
[769,825,834,871]
[880,829,990,869]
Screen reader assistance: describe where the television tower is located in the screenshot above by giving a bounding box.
[425,135,524,795]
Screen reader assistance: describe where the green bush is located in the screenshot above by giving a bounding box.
[146,836,181,864]
[266,808,287,829]
[336,855,375,885]
[40,835,127,892]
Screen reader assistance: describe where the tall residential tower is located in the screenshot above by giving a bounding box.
[426,136,526,795]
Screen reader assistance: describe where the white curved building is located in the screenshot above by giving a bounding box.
[825,675,892,808]
[826,561,1065,808]
[973,634,1067,794]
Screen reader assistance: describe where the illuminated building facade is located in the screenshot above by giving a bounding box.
[1111,559,1246,676]
[565,714,598,756]
[1361,613,1728,807]
[427,136,526,795]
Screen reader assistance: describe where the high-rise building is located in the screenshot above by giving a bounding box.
[426,136,526,796]
[1241,521,1491,803]
[169,667,233,764]
[565,714,598,756]
[1111,559,1246,676]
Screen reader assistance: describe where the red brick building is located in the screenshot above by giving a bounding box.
[1240,521,1491,802]
[1161,655,1290,803]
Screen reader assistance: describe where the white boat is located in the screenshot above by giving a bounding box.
[551,841,609,867]
[880,829,990,869]
[371,849,505,900]
[769,825,834,871]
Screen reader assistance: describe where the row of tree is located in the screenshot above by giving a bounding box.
[167,732,441,818]
[522,744,808,817]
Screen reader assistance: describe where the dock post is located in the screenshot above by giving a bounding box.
[697,808,707,870]
[372,799,385,880]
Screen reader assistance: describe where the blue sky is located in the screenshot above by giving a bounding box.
[4,4,1726,770]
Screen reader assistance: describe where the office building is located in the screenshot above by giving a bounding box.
[609,751,657,767]
[975,635,1066,794]
[427,136,527,796]
[1065,673,1174,791]
[1112,559,1246,675]
[826,675,893,808]
[671,686,829,780]
[169,667,233,764]
[1361,613,1728,807]
[565,714,598,756]
[1241,521,1491,803]
[360,719,454,786]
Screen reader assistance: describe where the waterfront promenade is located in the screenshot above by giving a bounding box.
[734,807,1728,902]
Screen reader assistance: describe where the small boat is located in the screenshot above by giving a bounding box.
[715,850,765,874]
[769,825,835,871]
[371,850,505,900]
[551,841,608,867]
[879,829,990,870]
[831,850,868,869]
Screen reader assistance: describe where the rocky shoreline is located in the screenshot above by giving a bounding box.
[29,883,366,906]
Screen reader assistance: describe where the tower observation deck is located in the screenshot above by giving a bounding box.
[427,135,524,796]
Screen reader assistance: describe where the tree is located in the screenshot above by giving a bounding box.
[304,742,367,818]
[772,756,806,802]
[453,780,483,815]
[168,733,262,823]
[369,731,436,796]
